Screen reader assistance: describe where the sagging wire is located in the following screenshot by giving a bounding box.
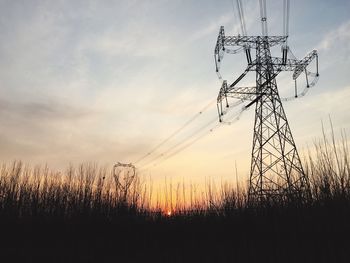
[148,103,249,168]
[139,100,246,169]
[134,98,217,164]
[138,116,218,169]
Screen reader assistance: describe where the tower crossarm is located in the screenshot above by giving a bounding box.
[291,50,318,80]
[231,56,286,71]
[217,81,254,103]
[246,57,301,71]
[217,63,283,105]
[221,85,258,101]
[215,29,288,55]
[223,36,287,49]
[219,70,281,103]
[244,51,318,75]
[264,57,300,71]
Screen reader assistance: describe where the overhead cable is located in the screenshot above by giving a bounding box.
[133,98,216,164]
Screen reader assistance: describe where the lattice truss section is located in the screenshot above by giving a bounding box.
[215,26,319,202]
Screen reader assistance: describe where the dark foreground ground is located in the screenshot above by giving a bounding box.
[1,204,349,263]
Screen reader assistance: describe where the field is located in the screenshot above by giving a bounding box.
[1,129,350,263]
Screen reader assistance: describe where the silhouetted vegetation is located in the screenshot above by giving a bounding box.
[1,127,349,262]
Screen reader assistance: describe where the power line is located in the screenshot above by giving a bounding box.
[155,106,248,167]
[154,123,221,166]
[139,101,247,169]
[139,116,218,169]
[259,0,268,36]
[133,98,216,164]
[283,0,290,37]
[236,0,247,36]
[231,0,240,35]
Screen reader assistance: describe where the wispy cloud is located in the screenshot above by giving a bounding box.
[0,99,92,120]
[0,0,348,181]
[315,19,350,70]
[317,20,350,52]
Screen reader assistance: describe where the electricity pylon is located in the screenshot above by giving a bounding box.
[214,2,319,204]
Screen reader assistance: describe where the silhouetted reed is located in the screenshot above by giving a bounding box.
[0,125,349,262]
[1,127,349,220]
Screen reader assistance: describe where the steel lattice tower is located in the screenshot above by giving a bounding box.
[249,38,309,203]
[214,2,319,203]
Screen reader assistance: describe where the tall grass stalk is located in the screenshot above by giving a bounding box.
[0,125,349,220]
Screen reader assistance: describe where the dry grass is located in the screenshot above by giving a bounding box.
[0,124,349,263]
[0,123,349,220]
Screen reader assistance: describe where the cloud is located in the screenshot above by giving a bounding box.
[189,14,232,43]
[317,20,350,51]
[0,96,141,168]
[0,99,92,121]
[315,19,350,69]
[0,0,348,184]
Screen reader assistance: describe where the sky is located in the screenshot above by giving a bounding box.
[0,0,350,185]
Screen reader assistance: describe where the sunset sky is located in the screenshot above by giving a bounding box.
[0,0,349,185]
